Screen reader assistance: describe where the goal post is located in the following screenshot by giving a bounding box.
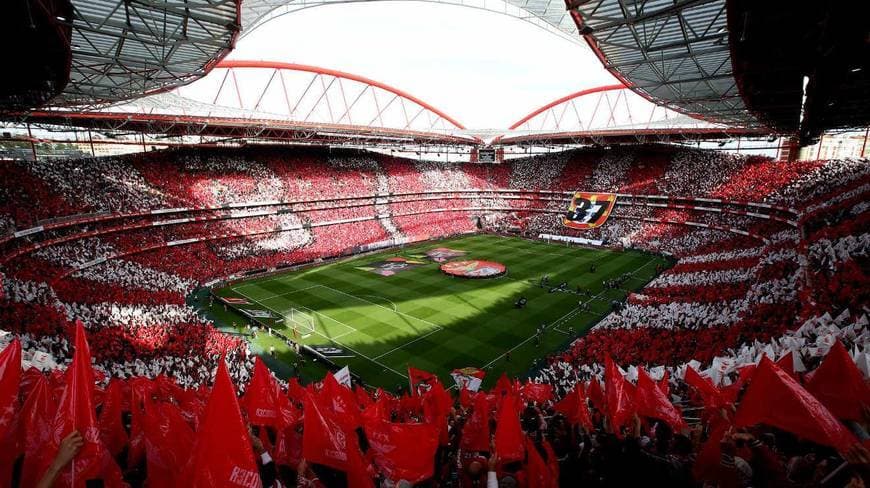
[286,308,315,338]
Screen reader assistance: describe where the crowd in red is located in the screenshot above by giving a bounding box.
[2,319,870,487]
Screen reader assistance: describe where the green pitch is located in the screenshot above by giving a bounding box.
[208,234,668,391]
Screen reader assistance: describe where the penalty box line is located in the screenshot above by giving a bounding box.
[314,285,447,362]
[233,289,409,380]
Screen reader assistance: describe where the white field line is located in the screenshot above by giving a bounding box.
[235,288,409,380]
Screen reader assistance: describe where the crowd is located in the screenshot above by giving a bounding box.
[0,145,867,485]
[2,317,870,487]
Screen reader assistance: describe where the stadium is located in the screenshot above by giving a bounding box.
[0,0,867,486]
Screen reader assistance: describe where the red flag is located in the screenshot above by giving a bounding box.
[408,366,439,396]
[493,372,514,398]
[459,386,473,409]
[0,338,21,439]
[19,375,55,488]
[186,357,262,488]
[0,339,21,486]
[806,340,870,421]
[634,367,687,432]
[692,423,730,482]
[684,366,727,409]
[735,356,857,453]
[525,437,557,488]
[302,389,353,472]
[521,382,554,404]
[321,372,361,430]
[587,379,606,412]
[658,370,670,397]
[49,322,124,487]
[303,390,374,488]
[722,365,756,405]
[554,386,593,430]
[460,393,491,453]
[363,419,438,483]
[98,379,128,457]
[422,381,451,445]
[494,395,524,462]
[242,357,282,428]
[143,398,196,486]
[604,356,634,431]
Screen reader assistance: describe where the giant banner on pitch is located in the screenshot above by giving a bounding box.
[562,192,617,230]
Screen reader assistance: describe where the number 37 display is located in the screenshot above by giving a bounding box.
[562,192,617,230]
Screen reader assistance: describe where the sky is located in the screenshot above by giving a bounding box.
[226,1,619,129]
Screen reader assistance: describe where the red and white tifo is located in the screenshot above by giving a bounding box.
[440,260,507,279]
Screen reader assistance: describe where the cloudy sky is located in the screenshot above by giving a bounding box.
[226,1,619,129]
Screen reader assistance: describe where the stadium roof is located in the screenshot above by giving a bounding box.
[569,0,754,128]
[54,0,240,106]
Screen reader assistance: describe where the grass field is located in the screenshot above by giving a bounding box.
[206,234,668,391]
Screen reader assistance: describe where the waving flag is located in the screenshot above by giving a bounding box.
[735,356,857,454]
[187,357,261,488]
[18,375,55,488]
[451,367,486,392]
[0,339,21,486]
[494,395,524,462]
[98,379,128,457]
[634,367,687,431]
[363,419,438,484]
[461,393,491,453]
[242,357,282,428]
[806,340,870,421]
[51,322,125,487]
[408,366,439,396]
[605,356,634,431]
[554,386,593,430]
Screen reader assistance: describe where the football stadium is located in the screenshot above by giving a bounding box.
[0,0,868,486]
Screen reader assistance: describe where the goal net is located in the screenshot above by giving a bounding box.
[286,308,315,338]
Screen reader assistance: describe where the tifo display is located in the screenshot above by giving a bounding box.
[439,259,507,278]
[0,145,866,487]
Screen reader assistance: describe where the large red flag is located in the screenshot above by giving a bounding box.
[0,339,21,486]
[604,356,634,431]
[0,338,21,439]
[692,423,730,482]
[634,367,687,431]
[98,379,128,457]
[302,389,353,472]
[187,357,262,488]
[242,357,282,428]
[19,375,55,488]
[460,393,491,453]
[806,340,870,421]
[321,372,361,430]
[525,437,557,488]
[735,356,857,453]
[587,379,606,412]
[143,398,196,487]
[363,419,439,483]
[49,322,124,487]
[684,366,728,409]
[554,386,593,430]
[303,390,374,488]
[521,381,554,404]
[408,366,439,396]
[493,372,514,398]
[494,394,524,462]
